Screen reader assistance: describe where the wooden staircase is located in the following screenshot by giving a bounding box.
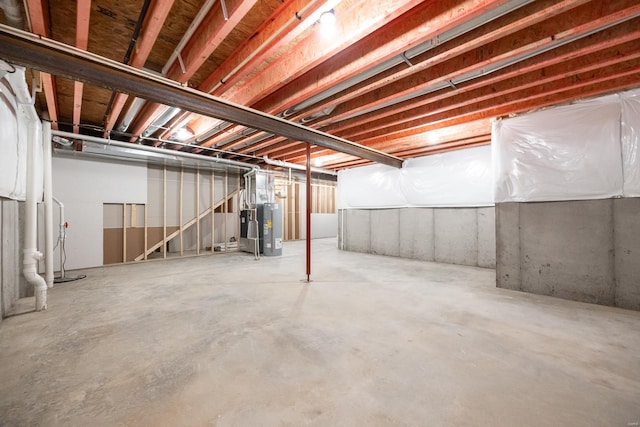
[134,189,238,261]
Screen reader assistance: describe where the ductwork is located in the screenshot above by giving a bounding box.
[262,155,337,176]
[52,129,257,171]
[0,0,23,29]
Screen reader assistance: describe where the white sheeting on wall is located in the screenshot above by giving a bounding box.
[493,95,623,203]
[0,68,42,201]
[622,89,640,197]
[338,145,493,209]
[494,90,640,202]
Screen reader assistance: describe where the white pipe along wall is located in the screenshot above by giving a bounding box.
[23,115,47,311]
[43,121,54,288]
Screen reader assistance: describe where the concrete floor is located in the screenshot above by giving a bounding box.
[1,238,639,426]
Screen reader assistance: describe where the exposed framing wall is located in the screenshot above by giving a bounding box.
[275,177,337,240]
[102,165,240,264]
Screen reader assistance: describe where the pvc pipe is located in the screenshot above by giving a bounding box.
[42,121,54,288]
[262,155,337,176]
[52,196,65,278]
[24,120,47,311]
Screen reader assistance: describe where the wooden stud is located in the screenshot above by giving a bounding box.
[131,204,137,227]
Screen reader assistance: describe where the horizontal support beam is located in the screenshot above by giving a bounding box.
[0,25,403,168]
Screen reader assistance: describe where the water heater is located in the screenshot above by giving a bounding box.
[259,203,282,256]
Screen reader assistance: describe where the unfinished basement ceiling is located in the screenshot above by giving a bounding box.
[2,0,640,169]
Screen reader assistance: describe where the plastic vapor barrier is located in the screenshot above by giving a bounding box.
[0,67,42,201]
[493,95,625,202]
[338,145,493,209]
[622,89,640,197]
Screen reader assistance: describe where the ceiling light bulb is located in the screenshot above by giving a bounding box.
[172,126,194,142]
[319,9,336,26]
[313,158,324,167]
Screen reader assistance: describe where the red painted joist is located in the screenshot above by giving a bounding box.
[103,0,176,134]
[200,0,330,95]
[313,0,640,134]
[286,0,591,126]
[339,42,640,140]
[229,0,436,107]
[72,0,91,133]
[357,67,640,147]
[316,19,640,136]
[165,0,258,83]
[25,0,58,128]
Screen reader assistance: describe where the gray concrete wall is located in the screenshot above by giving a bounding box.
[1,198,27,319]
[339,207,495,268]
[496,198,640,310]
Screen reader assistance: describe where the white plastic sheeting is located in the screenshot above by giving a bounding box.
[493,95,624,203]
[0,67,42,201]
[622,89,640,196]
[337,145,493,209]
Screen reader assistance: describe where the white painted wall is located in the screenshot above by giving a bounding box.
[46,156,147,270]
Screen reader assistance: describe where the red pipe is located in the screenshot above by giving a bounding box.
[306,142,311,281]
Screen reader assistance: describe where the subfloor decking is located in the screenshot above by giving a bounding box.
[1,238,639,426]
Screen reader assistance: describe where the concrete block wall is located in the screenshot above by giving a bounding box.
[496,198,640,310]
[339,207,495,268]
[1,198,28,320]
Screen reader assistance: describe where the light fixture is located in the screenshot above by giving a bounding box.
[171,126,194,143]
[319,9,336,26]
[313,158,324,167]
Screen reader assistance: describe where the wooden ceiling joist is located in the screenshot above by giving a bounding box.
[72,0,91,134]
[0,25,403,167]
[103,0,176,135]
[24,0,58,129]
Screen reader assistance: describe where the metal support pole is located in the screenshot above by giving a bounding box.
[306,142,311,282]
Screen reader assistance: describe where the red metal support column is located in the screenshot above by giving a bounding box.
[306,142,311,282]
